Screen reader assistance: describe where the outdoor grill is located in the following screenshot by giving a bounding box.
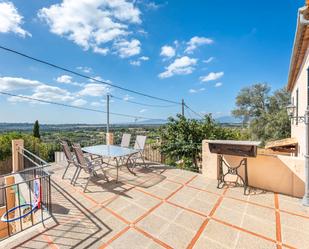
[205,140,260,194]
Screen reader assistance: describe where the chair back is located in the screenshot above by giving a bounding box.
[72,144,88,167]
[121,133,131,148]
[134,136,147,151]
[61,141,74,162]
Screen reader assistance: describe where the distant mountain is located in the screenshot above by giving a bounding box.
[133,119,167,125]
[0,117,240,132]
[215,116,242,124]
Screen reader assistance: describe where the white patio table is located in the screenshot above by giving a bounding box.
[82,144,139,181]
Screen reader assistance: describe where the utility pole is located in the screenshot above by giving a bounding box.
[106,94,110,133]
[106,94,113,145]
[182,99,185,117]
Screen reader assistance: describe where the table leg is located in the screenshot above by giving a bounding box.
[217,155,248,195]
[244,158,248,195]
[125,155,136,175]
[115,158,119,182]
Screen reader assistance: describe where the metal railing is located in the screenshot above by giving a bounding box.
[0,148,52,241]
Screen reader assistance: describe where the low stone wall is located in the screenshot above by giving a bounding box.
[202,140,305,198]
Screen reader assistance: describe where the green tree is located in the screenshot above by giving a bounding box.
[232,83,270,124]
[33,120,41,139]
[232,84,290,143]
[159,114,245,172]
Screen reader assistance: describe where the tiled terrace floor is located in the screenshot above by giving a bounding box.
[2,161,309,249]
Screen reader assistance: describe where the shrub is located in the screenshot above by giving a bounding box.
[158,114,246,172]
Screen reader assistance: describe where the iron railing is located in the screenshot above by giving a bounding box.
[0,148,52,241]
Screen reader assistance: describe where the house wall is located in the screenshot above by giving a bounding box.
[202,140,305,198]
[290,48,309,157]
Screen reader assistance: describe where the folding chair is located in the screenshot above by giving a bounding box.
[72,144,109,192]
[120,133,131,148]
[60,141,76,180]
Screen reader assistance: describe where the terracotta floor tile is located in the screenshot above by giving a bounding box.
[108,228,153,249]
[136,213,169,236]
[247,192,275,208]
[157,223,195,249]
[2,163,309,249]
[213,205,245,227]
[235,232,277,249]
[241,214,276,240]
[152,202,182,221]
[200,220,239,247]
[281,225,309,249]
[279,195,309,217]
[173,209,205,232]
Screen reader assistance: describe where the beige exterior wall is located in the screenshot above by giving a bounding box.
[202,141,305,197]
[290,48,309,157]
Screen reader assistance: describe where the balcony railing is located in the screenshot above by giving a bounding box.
[0,148,52,241]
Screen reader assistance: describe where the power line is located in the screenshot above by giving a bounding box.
[0,91,166,121]
[185,104,204,119]
[0,45,181,105]
[185,107,193,119]
[110,95,178,108]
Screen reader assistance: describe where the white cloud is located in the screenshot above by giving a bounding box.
[114,39,141,58]
[88,76,112,84]
[0,77,41,91]
[79,83,111,97]
[215,82,223,87]
[189,87,205,94]
[8,84,75,104]
[71,99,87,106]
[139,56,149,61]
[56,75,72,84]
[130,60,141,66]
[185,36,213,53]
[159,56,197,79]
[91,101,105,107]
[200,72,224,82]
[93,46,109,55]
[76,66,92,73]
[160,45,175,58]
[139,108,147,113]
[129,55,149,66]
[56,75,83,86]
[38,0,141,57]
[32,85,75,102]
[123,94,134,101]
[145,2,161,10]
[0,2,31,37]
[203,57,214,64]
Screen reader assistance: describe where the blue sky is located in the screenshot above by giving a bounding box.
[0,0,304,124]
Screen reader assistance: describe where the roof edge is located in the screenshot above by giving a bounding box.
[287,6,309,92]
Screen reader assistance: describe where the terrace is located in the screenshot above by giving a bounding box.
[1,157,308,249]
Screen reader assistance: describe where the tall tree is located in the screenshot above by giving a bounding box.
[232,84,290,143]
[232,83,270,124]
[33,120,41,139]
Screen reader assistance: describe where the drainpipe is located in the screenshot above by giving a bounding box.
[304,69,309,206]
[299,6,309,206]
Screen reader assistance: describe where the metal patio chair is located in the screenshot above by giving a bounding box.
[129,135,147,169]
[60,140,76,180]
[120,133,131,148]
[72,144,109,192]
